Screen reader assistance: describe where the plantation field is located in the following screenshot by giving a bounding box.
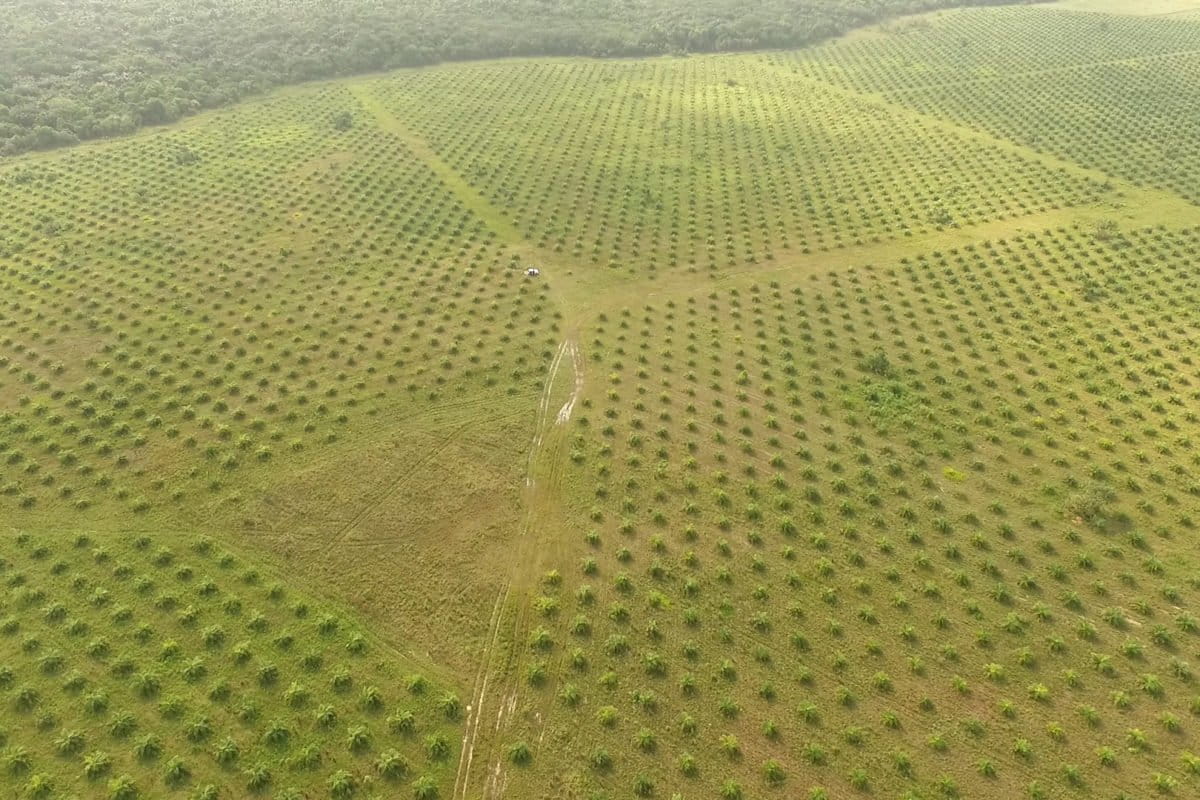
[503,224,1200,800]
[3,2,1200,799]
[375,56,1109,269]
[1053,0,1200,14]
[794,7,1200,202]
[0,531,462,799]
[0,81,564,680]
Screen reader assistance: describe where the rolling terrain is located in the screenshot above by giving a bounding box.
[2,2,1200,799]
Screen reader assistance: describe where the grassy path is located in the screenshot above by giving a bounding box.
[351,85,526,245]
[354,84,593,800]
[449,337,581,800]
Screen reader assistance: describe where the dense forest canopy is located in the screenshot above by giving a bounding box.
[0,0,1025,156]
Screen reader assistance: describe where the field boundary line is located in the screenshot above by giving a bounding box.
[878,46,1200,96]
[778,66,1193,215]
[350,84,525,245]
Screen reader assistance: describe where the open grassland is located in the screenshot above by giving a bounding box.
[3,3,1200,799]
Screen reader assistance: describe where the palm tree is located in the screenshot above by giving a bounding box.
[23,773,53,799]
[589,748,612,771]
[163,756,190,787]
[214,737,239,766]
[107,775,139,800]
[84,750,113,779]
[388,710,415,734]
[132,734,162,762]
[328,770,355,799]
[434,690,461,719]
[191,784,218,800]
[243,763,271,792]
[411,775,439,800]
[54,729,85,756]
[347,725,371,753]
[424,733,450,761]
[719,733,740,758]
[377,749,409,779]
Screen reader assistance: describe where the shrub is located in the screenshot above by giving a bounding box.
[508,741,532,765]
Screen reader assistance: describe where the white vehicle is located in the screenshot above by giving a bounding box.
[525,267,541,277]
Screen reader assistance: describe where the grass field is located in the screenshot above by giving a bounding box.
[2,2,1200,799]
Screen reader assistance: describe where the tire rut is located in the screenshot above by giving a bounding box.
[454,336,579,800]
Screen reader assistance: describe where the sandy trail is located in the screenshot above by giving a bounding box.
[555,341,584,425]
[454,336,579,800]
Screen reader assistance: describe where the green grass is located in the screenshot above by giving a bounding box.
[372,54,1108,272]
[0,531,461,799]
[2,4,1200,799]
[504,223,1200,800]
[0,83,561,675]
[794,6,1200,202]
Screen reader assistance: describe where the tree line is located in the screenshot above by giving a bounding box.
[0,0,1028,156]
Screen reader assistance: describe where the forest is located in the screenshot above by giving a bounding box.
[0,0,1022,156]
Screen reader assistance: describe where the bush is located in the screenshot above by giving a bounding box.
[508,741,532,765]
